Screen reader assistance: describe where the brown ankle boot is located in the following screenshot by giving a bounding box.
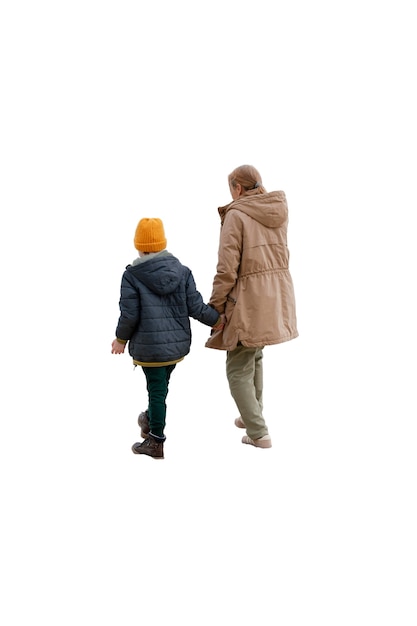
[131,434,164,459]
[138,410,150,438]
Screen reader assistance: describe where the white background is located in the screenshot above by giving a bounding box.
[1,1,416,624]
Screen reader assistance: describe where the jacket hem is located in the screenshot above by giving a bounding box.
[207,332,299,351]
[133,357,185,367]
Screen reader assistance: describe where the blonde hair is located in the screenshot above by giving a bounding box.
[228,164,267,194]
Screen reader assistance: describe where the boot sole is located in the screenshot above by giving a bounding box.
[132,448,164,459]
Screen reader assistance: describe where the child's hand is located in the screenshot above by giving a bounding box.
[111,339,126,354]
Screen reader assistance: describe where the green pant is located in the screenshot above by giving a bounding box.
[226,344,268,440]
[142,364,176,439]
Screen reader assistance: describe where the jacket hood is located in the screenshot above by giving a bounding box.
[127,251,182,295]
[218,190,288,228]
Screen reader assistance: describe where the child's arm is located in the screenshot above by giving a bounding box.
[112,270,140,352]
[185,270,222,327]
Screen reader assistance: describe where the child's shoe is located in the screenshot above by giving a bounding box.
[242,434,272,449]
[132,433,164,459]
[234,416,245,429]
[138,410,150,438]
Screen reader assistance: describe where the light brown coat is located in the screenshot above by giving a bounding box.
[206,190,298,351]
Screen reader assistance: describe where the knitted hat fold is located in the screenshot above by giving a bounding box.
[134,218,167,252]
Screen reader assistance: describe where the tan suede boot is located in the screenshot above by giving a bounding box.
[242,435,272,449]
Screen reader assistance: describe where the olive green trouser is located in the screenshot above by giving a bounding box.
[226,344,268,440]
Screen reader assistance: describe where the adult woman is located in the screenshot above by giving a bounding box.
[206,164,298,448]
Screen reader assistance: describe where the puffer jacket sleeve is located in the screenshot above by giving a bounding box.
[185,269,219,327]
[115,269,141,341]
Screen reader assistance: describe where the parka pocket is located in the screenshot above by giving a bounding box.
[225,293,236,320]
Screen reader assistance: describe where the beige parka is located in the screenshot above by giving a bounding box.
[206,190,298,351]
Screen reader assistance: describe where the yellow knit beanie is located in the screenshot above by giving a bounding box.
[134,218,167,252]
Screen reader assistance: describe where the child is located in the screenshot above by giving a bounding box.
[111,217,223,459]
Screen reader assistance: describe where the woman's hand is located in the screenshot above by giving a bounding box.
[212,314,226,330]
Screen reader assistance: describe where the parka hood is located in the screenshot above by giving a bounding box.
[126,251,182,295]
[218,190,288,228]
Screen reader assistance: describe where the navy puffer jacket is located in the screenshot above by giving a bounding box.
[115,251,219,364]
